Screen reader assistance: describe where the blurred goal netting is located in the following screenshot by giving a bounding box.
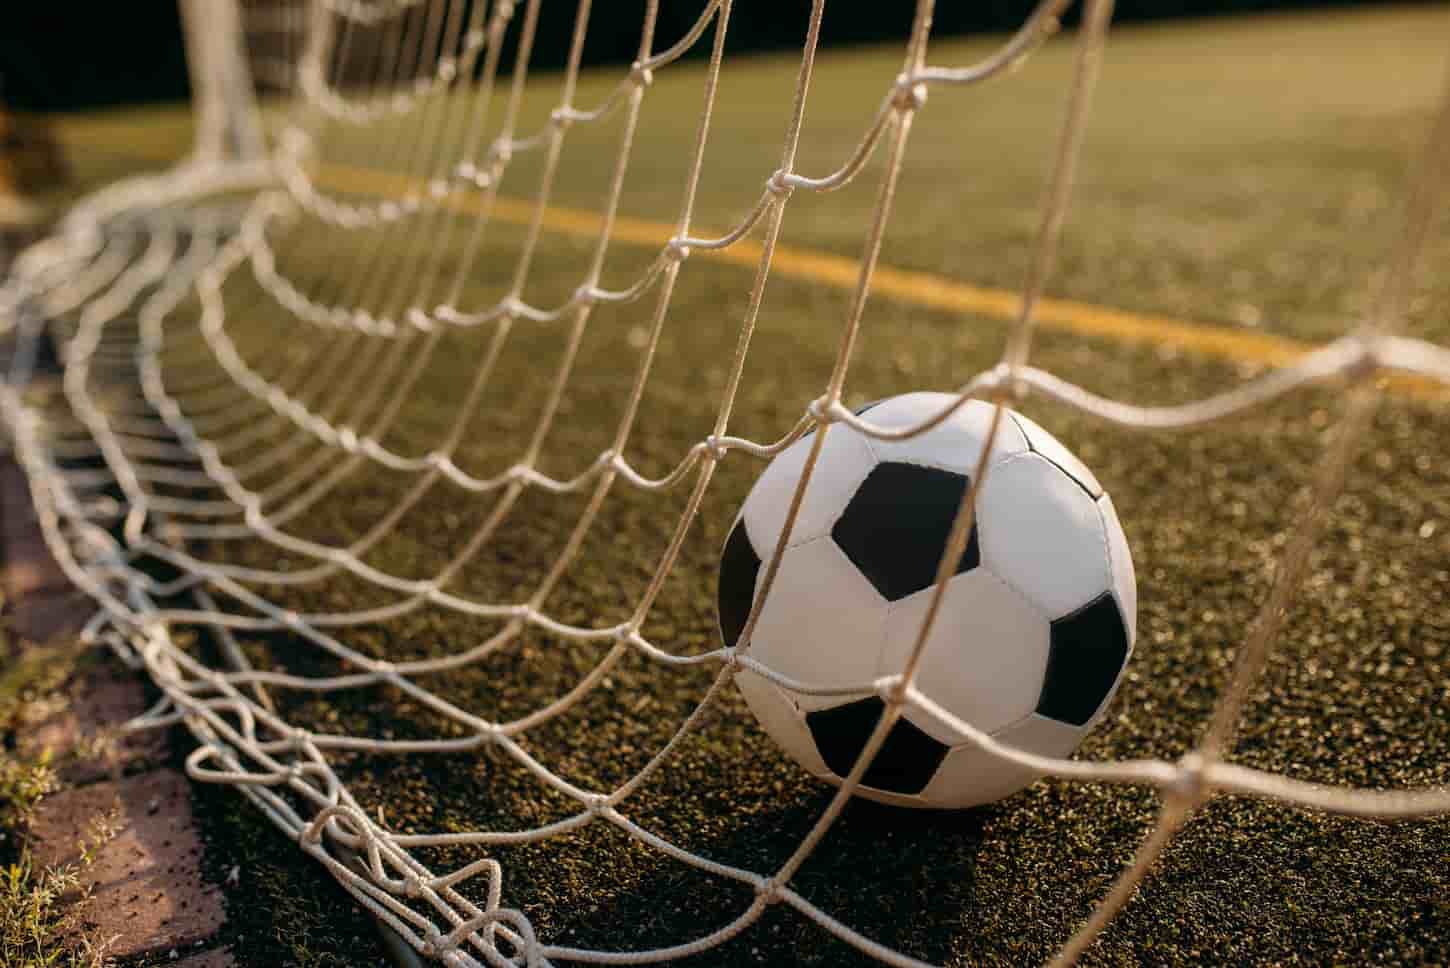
[2,1,1448,965]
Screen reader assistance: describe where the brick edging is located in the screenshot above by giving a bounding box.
[3,456,234,965]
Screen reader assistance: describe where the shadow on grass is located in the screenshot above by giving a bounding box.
[556,790,996,967]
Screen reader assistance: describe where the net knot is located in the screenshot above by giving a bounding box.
[1345,334,1383,380]
[703,434,729,459]
[983,362,1024,402]
[629,61,655,88]
[407,306,435,331]
[403,874,425,898]
[574,284,600,306]
[879,674,910,708]
[1168,752,1211,805]
[354,309,389,336]
[664,238,691,262]
[421,928,447,958]
[766,169,795,198]
[437,57,458,83]
[805,395,832,424]
[488,3,514,28]
[550,107,574,130]
[585,793,610,816]
[892,73,928,111]
[755,876,784,903]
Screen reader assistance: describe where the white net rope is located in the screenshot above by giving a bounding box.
[2,1,1449,965]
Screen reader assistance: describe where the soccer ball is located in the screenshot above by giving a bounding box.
[717,393,1136,809]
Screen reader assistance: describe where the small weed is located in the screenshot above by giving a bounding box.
[0,753,115,968]
[0,752,56,832]
[0,624,119,966]
[0,645,82,721]
[0,846,113,968]
[2,848,79,966]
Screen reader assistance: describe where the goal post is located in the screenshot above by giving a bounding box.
[178,0,267,168]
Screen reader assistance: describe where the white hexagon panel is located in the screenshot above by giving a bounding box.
[861,391,1029,473]
[879,570,1050,745]
[749,537,883,712]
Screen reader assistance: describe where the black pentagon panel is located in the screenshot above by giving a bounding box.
[830,462,980,602]
[717,520,760,648]
[1036,592,1130,726]
[806,697,948,796]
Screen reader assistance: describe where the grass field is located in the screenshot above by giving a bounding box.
[35,4,1450,966]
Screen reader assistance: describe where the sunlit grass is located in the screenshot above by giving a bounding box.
[39,5,1450,966]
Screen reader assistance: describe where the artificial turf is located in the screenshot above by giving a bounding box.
[31,4,1450,965]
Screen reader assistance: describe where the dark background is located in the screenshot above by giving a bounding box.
[0,0,1415,113]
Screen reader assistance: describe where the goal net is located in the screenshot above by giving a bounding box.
[3,1,1448,964]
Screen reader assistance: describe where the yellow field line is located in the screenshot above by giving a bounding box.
[319,162,1443,400]
[44,125,1442,400]
[321,161,1314,367]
